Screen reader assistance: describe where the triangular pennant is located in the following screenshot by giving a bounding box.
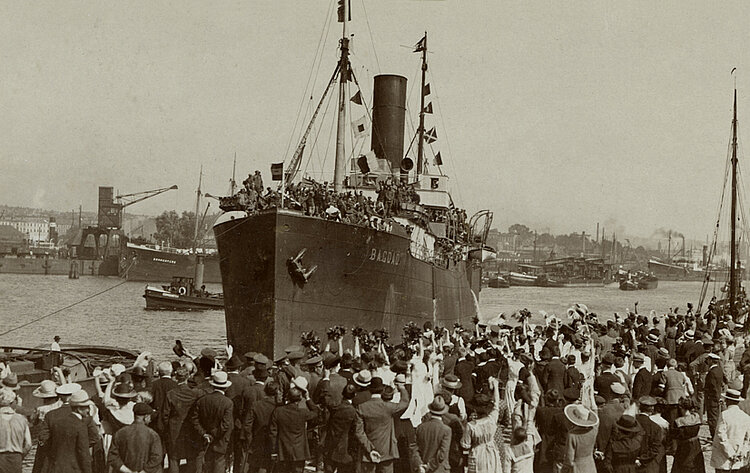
[424,127,437,144]
[424,102,433,114]
[414,35,426,53]
[434,151,442,166]
[351,90,363,105]
[423,83,431,96]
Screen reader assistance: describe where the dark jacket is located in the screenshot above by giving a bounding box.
[269,400,320,461]
[247,396,277,461]
[632,368,653,400]
[704,363,724,401]
[323,400,371,464]
[564,365,583,391]
[357,388,410,463]
[191,390,234,454]
[150,376,177,434]
[604,422,643,473]
[544,358,566,394]
[636,414,665,473]
[163,383,200,456]
[39,406,92,473]
[416,415,451,473]
[108,421,163,473]
[454,359,475,402]
[595,401,624,452]
[594,372,621,401]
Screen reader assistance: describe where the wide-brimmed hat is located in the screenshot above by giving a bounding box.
[724,389,744,402]
[56,382,82,396]
[615,415,641,433]
[0,389,16,407]
[564,404,599,428]
[1,373,20,391]
[209,371,232,389]
[303,355,323,366]
[33,380,58,398]
[353,370,372,387]
[290,376,308,393]
[69,390,92,407]
[428,396,449,415]
[112,382,137,399]
[441,375,462,390]
[225,355,244,371]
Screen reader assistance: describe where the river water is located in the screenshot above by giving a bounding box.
[0,274,719,358]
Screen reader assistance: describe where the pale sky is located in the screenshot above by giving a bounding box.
[2,1,750,240]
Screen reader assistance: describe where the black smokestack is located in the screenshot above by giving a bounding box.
[371,74,407,178]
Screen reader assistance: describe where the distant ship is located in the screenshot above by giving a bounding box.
[121,243,221,283]
[213,7,493,357]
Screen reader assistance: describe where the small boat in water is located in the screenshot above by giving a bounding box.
[0,345,139,410]
[618,271,658,291]
[487,275,510,288]
[509,271,539,286]
[144,276,224,311]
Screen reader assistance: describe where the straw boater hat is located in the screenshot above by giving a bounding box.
[428,396,449,416]
[684,330,695,340]
[69,390,92,407]
[647,333,659,344]
[353,370,372,387]
[33,380,58,399]
[441,375,462,391]
[564,404,599,428]
[56,383,82,396]
[723,388,744,403]
[209,371,232,389]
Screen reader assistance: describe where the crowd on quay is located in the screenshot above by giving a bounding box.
[2,302,750,473]
[220,171,469,241]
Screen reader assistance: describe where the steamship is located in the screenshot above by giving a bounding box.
[213,6,493,357]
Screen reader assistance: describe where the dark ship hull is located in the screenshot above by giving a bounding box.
[122,244,221,283]
[214,209,482,357]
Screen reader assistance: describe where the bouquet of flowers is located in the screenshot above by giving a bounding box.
[402,322,423,345]
[326,326,347,341]
[373,328,390,344]
[300,331,321,354]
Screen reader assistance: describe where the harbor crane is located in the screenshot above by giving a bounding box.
[98,185,178,229]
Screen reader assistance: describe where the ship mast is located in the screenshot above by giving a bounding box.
[230,153,237,195]
[730,87,738,318]
[333,0,350,192]
[417,32,427,175]
[193,165,203,256]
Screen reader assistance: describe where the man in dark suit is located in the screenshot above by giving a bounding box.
[149,361,177,450]
[225,355,253,473]
[453,349,475,403]
[38,387,92,473]
[704,352,724,438]
[543,348,566,395]
[247,381,281,473]
[321,383,372,473]
[108,402,163,473]
[594,354,621,401]
[416,397,452,473]
[191,371,234,473]
[357,379,410,473]
[269,383,321,473]
[635,397,665,473]
[563,355,582,392]
[164,366,201,473]
[631,353,653,399]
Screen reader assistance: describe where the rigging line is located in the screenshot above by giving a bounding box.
[302,79,337,179]
[283,0,336,160]
[428,66,463,205]
[359,0,381,73]
[0,278,132,338]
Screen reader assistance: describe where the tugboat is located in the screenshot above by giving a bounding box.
[213,5,493,357]
[618,271,658,291]
[143,256,224,311]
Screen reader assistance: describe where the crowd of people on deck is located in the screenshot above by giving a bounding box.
[220,171,469,242]
[2,301,750,473]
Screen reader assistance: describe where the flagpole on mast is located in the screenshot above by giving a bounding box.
[416,32,427,176]
[333,0,350,193]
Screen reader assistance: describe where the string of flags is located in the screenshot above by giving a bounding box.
[414,34,442,168]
